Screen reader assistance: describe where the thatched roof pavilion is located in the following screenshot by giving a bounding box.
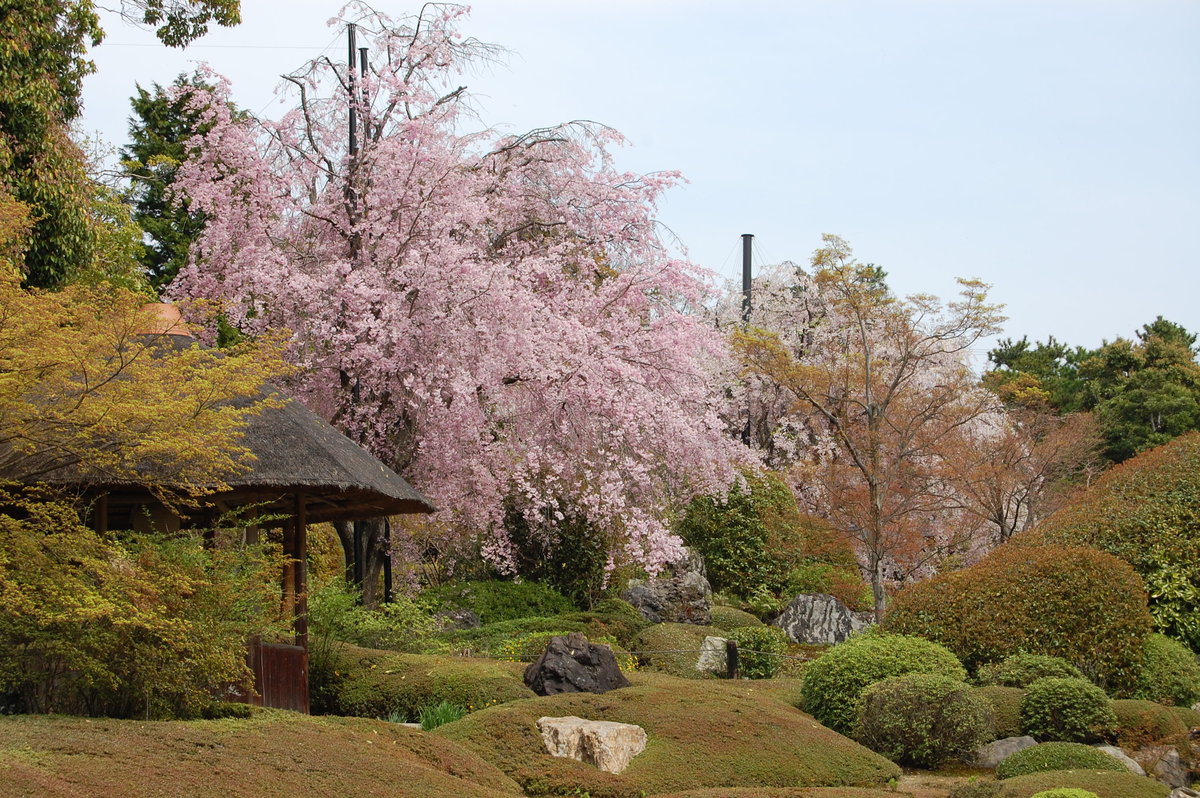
[44,304,434,712]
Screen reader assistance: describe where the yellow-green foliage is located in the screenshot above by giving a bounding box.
[976,655,1085,689]
[317,643,534,721]
[0,491,282,718]
[997,770,1168,798]
[1017,432,1200,650]
[633,622,718,679]
[1030,791,1099,798]
[709,605,764,632]
[1134,633,1200,706]
[884,545,1152,694]
[1019,678,1116,743]
[435,674,901,797]
[0,268,289,493]
[0,712,522,797]
[800,632,967,736]
[854,673,993,767]
[974,686,1025,739]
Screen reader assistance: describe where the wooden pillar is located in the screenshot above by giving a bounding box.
[281,521,296,621]
[95,493,108,534]
[293,493,308,649]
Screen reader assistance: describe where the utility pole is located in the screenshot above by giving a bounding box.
[347,23,358,157]
[741,233,753,446]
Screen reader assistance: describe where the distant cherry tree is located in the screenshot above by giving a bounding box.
[172,4,740,593]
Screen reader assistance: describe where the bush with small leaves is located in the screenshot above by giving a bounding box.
[1134,633,1200,707]
[709,605,763,632]
[727,625,789,679]
[801,632,967,736]
[974,686,1025,739]
[976,654,1086,688]
[995,742,1127,779]
[420,580,575,625]
[1020,678,1117,743]
[854,673,994,767]
[1030,791,1101,798]
[1111,699,1189,748]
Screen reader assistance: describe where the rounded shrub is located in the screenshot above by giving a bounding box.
[727,625,789,679]
[995,742,1127,779]
[1030,791,1101,798]
[1019,678,1117,743]
[709,605,763,632]
[854,673,993,767]
[800,632,967,736]
[1111,699,1189,747]
[974,686,1025,739]
[1000,770,1170,798]
[884,545,1152,694]
[1134,632,1200,707]
[948,782,1002,798]
[1017,431,1200,650]
[976,654,1086,688]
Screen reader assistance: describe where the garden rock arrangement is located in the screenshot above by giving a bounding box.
[774,592,873,645]
[971,735,1037,768]
[621,547,712,624]
[537,715,647,774]
[523,632,631,696]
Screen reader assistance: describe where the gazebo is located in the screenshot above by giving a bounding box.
[51,305,434,712]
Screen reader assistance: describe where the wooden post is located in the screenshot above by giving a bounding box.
[281,521,296,620]
[293,493,308,649]
[726,640,740,680]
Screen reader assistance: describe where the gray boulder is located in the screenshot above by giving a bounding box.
[695,636,728,673]
[970,735,1038,768]
[621,548,712,624]
[1135,745,1191,789]
[523,632,631,696]
[1094,744,1146,776]
[773,593,873,645]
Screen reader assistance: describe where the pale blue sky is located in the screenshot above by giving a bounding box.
[80,1,1200,360]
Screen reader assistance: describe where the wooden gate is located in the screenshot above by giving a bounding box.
[234,638,309,713]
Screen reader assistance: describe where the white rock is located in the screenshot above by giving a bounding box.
[537,716,647,774]
[696,636,728,673]
[1094,744,1146,776]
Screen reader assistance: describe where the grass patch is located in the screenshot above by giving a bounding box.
[633,622,719,678]
[434,672,901,797]
[0,710,521,797]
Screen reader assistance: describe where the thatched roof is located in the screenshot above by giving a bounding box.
[42,318,434,525]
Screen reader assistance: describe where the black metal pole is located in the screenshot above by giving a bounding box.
[347,23,357,157]
[741,233,753,323]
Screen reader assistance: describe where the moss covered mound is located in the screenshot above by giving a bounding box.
[632,622,719,678]
[997,770,1169,798]
[318,643,535,719]
[0,711,520,797]
[651,790,927,798]
[435,674,900,797]
[1112,698,1191,746]
[710,605,765,631]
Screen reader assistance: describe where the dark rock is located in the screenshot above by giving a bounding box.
[620,548,712,624]
[434,607,480,630]
[524,632,632,696]
[774,593,873,645]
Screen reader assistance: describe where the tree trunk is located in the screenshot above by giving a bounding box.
[332,517,390,607]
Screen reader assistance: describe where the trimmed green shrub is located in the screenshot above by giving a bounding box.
[1030,791,1100,798]
[556,598,650,647]
[709,605,763,632]
[999,770,1169,798]
[1017,432,1200,650]
[1134,632,1200,706]
[1019,678,1116,743]
[727,625,789,679]
[975,686,1025,739]
[1169,704,1200,728]
[884,545,1152,694]
[995,742,1127,779]
[800,632,967,735]
[1112,699,1189,747]
[420,579,574,625]
[854,673,993,767]
[783,561,874,613]
[437,616,589,655]
[977,654,1086,688]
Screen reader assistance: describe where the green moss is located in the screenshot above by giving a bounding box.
[421,579,575,625]
[710,605,764,632]
[435,674,900,797]
[997,770,1169,798]
[322,643,534,720]
[995,742,1127,779]
[974,686,1025,739]
[633,622,719,679]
